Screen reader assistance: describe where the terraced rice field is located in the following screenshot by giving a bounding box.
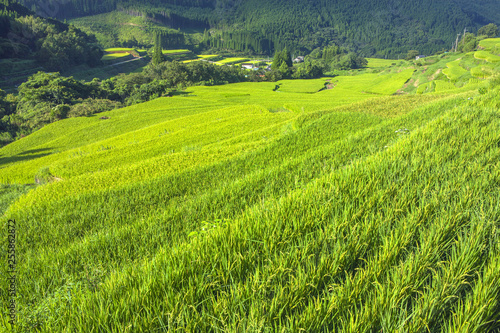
[474,50,500,63]
[216,57,250,65]
[162,49,191,55]
[478,37,500,50]
[1,41,500,332]
[366,58,400,67]
[104,48,136,52]
[442,59,469,81]
[198,54,219,59]
[101,52,133,61]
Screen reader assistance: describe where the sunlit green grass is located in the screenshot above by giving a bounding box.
[101,53,132,61]
[104,48,136,52]
[1,65,499,332]
[198,54,219,59]
[162,49,191,55]
[478,38,500,50]
[216,57,250,65]
[433,80,457,92]
[471,65,494,78]
[334,68,414,95]
[182,59,200,63]
[474,50,500,63]
[443,59,469,80]
[366,58,400,68]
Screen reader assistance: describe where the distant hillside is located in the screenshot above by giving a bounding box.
[0,0,102,71]
[16,0,500,56]
[1,41,500,331]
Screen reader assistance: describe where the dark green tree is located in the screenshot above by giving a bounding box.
[405,50,420,60]
[458,32,478,52]
[478,23,499,38]
[283,47,292,67]
[152,33,164,66]
[271,48,292,71]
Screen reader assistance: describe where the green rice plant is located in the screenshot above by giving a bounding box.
[0,184,36,216]
[1,60,498,331]
[443,59,469,81]
[471,66,491,78]
[474,50,500,63]
[478,38,500,50]
[161,49,191,55]
[198,55,219,59]
[434,80,457,92]
[332,68,414,95]
[417,81,434,94]
[12,92,495,332]
[216,57,250,65]
[101,53,133,61]
[104,48,136,52]
[366,58,401,68]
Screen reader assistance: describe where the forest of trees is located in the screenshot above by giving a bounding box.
[14,0,500,57]
[0,0,102,70]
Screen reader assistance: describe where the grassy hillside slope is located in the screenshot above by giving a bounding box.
[1,50,500,331]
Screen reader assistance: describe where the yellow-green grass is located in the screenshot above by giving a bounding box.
[443,59,469,80]
[0,76,401,185]
[333,68,414,95]
[474,50,500,63]
[433,80,457,92]
[0,71,426,187]
[366,58,400,67]
[3,87,498,332]
[198,54,219,59]
[162,49,191,55]
[104,48,136,52]
[101,52,133,61]
[417,80,477,94]
[2,61,499,331]
[216,57,250,65]
[471,65,495,78]
[417,81,434,94]
[478,38,500,50]
[276,78,329,93]
[182,59,201,63]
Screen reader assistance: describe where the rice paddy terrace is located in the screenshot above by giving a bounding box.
[1,43,500,332]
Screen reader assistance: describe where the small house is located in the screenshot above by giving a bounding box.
[241,63,254,70]
[293,56,305,63]
[415,55,426,60]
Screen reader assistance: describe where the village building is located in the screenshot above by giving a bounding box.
[293,56,305,63]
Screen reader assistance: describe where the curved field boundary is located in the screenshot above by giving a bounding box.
[442,60,468,80]
[216,57,250,65]
[474,51,500,63]
[101,52,134,63]
[478,38,500,50]
[162,49,191,55]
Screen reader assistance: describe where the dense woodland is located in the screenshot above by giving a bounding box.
[0,0,102,69]
[15,0,500,57]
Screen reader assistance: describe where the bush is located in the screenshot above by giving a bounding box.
[68,99,122,117]
[34,167,54,185]
[50,104,70,120]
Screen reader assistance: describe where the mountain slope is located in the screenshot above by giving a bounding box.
[1,47,500,330]
[18,0,500,56]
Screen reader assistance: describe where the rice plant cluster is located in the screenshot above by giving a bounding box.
[1,47,499,332]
